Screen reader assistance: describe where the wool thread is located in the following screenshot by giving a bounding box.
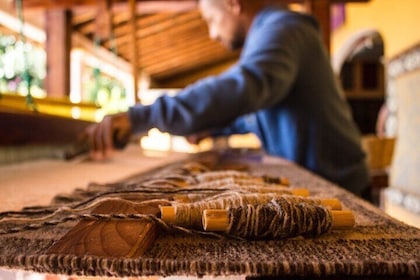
[226,198,333,239]
[0,163,312,241]
[172,192,328,229]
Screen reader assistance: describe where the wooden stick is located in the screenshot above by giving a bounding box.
[160,197,342,224]
[160,205,176,224]
[202,209,230,232]
[161,189,312,224]
[330,210,356,229]
[319,198,342,210]
[202,209,355,232]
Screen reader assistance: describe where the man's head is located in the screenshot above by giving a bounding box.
[198,0,248,50]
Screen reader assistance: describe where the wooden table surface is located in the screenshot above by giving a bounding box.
[0,144,188,212]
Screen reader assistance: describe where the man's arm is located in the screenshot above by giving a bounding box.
[186,114,253,145]
[129,16,301,136]
[86,11,305,158]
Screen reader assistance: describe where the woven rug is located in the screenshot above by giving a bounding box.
[0,150,419,279]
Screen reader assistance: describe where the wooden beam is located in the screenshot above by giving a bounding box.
[117,15,202,53]
[45,9,72,97]
[112,13,179,41]
[138,30,218,66]
[21,0,368,10]
[114,1,197,14]
[303,0,331,52]
[0,106,93,146]
[130,0,140,102]
[22,0,100,9]
[94,0,112,41]
[72,32,132,74]
[154,56,237,87]
[22,0,197,12]
[145,45,231,78]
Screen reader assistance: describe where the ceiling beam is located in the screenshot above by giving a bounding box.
[94,0,113,41]
[129,0,140,102]
[72,31,131,74]
[117,14,202,52]
[304,0,331,51]
[45,9,72,98]
[21,0,197,13]
[20,0,368,11]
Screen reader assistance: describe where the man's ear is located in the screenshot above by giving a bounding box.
[224,0,243,15]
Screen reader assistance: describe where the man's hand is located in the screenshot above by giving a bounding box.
[84,112,132,160]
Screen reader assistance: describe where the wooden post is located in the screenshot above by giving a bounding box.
[95,0,112,41]
[45,9,72,98]
[303,0,331,53]
[129,0,140,103]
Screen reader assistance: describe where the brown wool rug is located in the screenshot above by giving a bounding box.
[0,150,419,279]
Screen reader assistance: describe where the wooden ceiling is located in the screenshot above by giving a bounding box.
[6,0,239,87]
[2,0,370,88]
[71,1,239,85]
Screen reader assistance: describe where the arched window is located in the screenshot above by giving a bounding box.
[334,29,385,134]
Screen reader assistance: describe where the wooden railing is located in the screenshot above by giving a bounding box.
[0,92,99,146]
[0,92,100,122]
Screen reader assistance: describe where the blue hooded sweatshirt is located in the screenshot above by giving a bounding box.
[129,6,369,195]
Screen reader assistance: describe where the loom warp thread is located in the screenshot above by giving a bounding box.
[226,198,333,239]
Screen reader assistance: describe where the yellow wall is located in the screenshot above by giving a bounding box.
[332,0,420,59]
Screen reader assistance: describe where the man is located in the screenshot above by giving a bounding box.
[86,0,370,196]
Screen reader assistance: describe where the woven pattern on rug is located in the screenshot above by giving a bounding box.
[0,150,419,279]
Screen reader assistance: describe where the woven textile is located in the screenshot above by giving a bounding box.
[0,150,419,279]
